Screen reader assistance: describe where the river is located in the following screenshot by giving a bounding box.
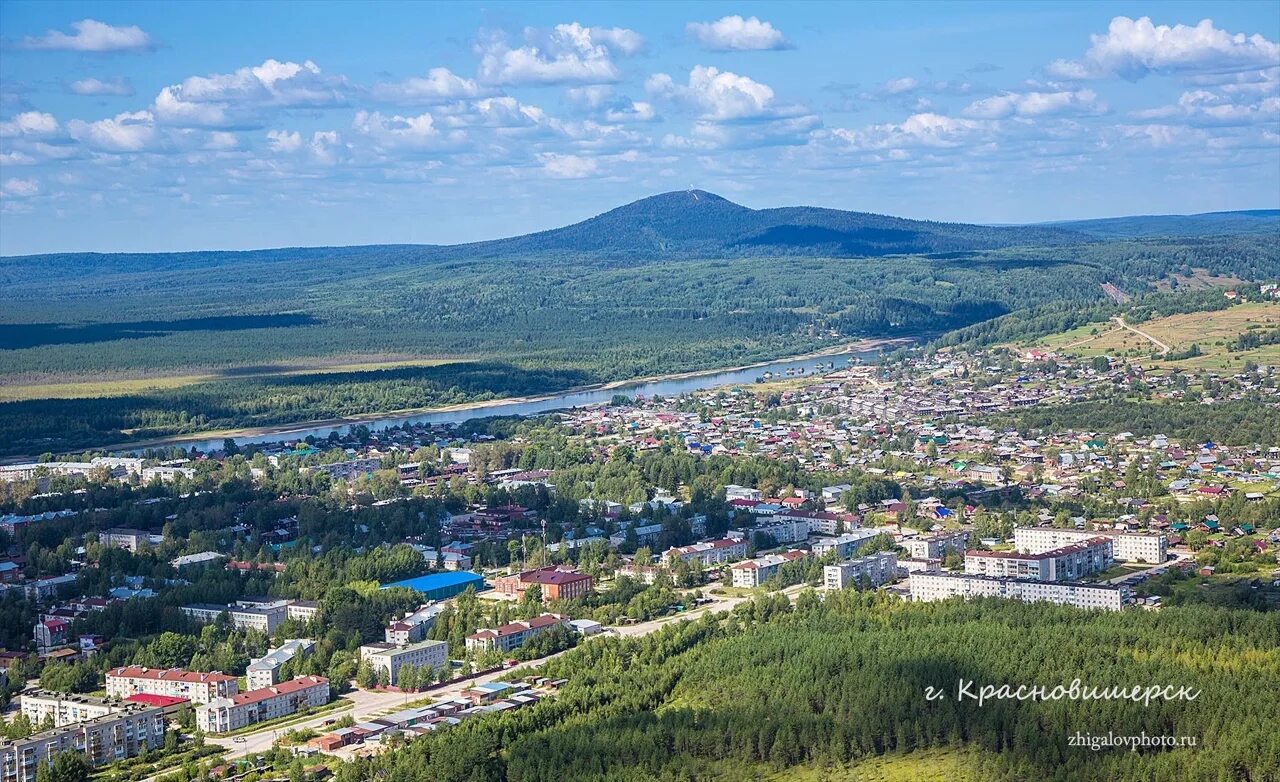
[115,344,890,454]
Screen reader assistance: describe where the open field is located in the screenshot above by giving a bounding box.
[1033,300,1280,370]
[0,357,468,402]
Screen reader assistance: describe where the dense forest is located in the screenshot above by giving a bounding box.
[319,594,1280,782]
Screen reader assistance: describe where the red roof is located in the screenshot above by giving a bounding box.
[108,666,237,684]
[125,693,189,708]
[224,676,328,706]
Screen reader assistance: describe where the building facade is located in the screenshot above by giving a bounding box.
[664,538,747,566]
[903,531,970,560]
[965,537,1112,582]
[106,666,238,705]
[823,552,898,591]
[493,567,593,602]
[19,692,116,728]
[909,572,1127,611]
[465,614,569,654]
[246,639,314,690]
[195,676,329,734]
[358,639,448,685]
[1013,527,1168,564]
[729,550,808,589]
[0,705,164,782]
[811,530,881,560]
[180,603,285,634]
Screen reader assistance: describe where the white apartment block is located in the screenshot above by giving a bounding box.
[724,485,761,502]
[903,531,970,560]
[1013,527,1168,564]
[811,530,881,560]
[359,639,448,685]
[664,538,748,566]
[106,666,238,705]
[824,552,898,591]
[730,550,808,589]
[385,603,445,645]
[195,676,329,734]
[910,572,1127,612]
[285,600,320,622]
[19,692,116,728]
[180,603,285,634]
[965,537,1112,582]
[0,705,164,782]
[465,614,570,654]
[753,518,810,544]
[246,639,314,690]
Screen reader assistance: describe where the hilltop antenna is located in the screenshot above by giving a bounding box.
[688,185,699,202]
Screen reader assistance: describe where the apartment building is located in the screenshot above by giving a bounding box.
[753,517,810,544]
[465,614,570,654]
[180,603,285,634]
[663,538,747,566]
[965,537,1112,582]
[385,603,445,645]
[195,676,329,734]
[19,692,116,728]
[910,572,1127,611]
[823,552,898,591]
[106,666,238,705]
[246,639,314,690]
[811,530,882,560]
[730,550,808,589]
[358,639,448,685]
[493,566,594,601]
[903,530,970,560]
[1013,527,1168,564]
[0,705,164,782]
[285,600,320,622]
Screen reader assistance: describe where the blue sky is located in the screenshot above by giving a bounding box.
[1,0,1277,255]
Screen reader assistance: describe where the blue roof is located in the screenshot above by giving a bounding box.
[382,570,485,593]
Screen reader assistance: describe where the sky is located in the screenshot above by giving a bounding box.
[0,0,1277,255]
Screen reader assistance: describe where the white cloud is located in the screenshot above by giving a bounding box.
[884,77,919,95]
[266,129,303,153]
[477,23,642,86]
[352,109,464,150]
[963,89,1105,119]
[687,16,790,52]
[18,19,153,53]
[832,112,994,150]
[152,59,348,128]
[605,101,656,123]
[0,111,60,137]
[66,76,135,96]
[537,152,598,178]
[370,68,484,104]
[67,110,157,151]
[647,65,803,121]
[1,178,39,198]
[1132,89,1280,127]
[1048,16,1280,81]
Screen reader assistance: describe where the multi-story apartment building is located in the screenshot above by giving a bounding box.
[663,538,748,566]
[285,600,320,623]
[99,529,154,553]
[105,666,238,705]
[358,639,448,685]
[965,537,1112,582]
[493,567,593,602]
[811,530,882,560]
[823,552,898,591]
[246,639,314,690]
[195,676,329,734]
[1013,527,1168,564]
[0,705,164,782]
[180,603,285,634]
[753,517,810,544]
[909,573,1127,611]
[19,692,116,728]
[903,530,970,560]
[465,614,570,654]
[729,550,808,589]
[385,603,446,645]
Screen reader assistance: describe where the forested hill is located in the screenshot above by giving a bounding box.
[448,190,1089,259]
[1050,209,1280,239]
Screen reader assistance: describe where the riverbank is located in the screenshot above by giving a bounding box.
[2,337,908,460]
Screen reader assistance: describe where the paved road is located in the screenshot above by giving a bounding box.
[1101,552,1192,585]
[209,582,807,762]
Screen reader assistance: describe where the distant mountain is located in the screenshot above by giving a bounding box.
[452,190,1087,259]
[1048,210,1280,239]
